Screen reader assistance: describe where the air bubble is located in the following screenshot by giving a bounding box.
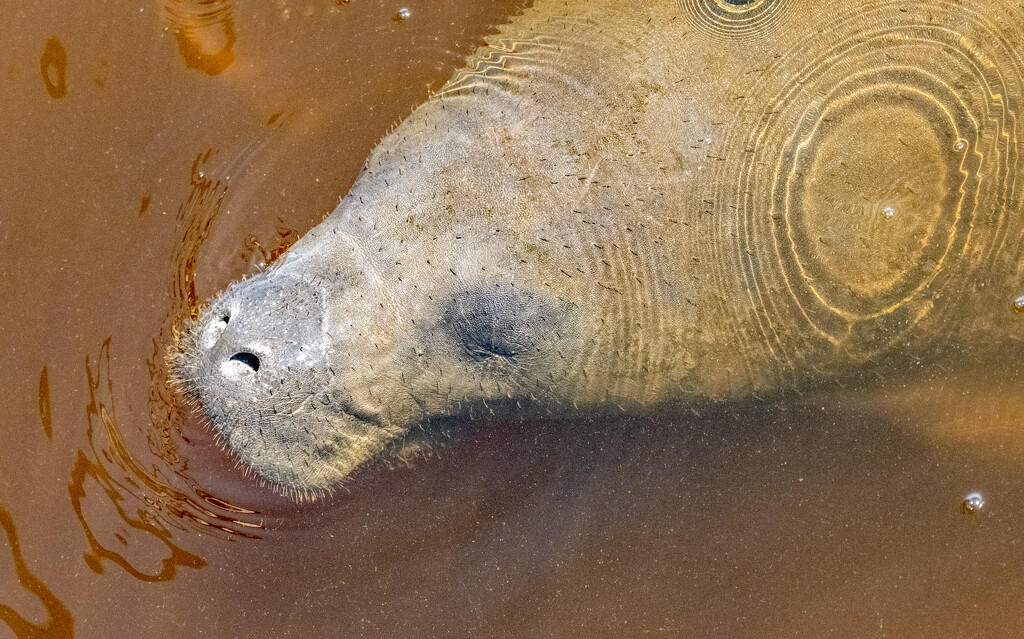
[954,140,966,151]
[393,7,410,21]
[883,206,895,219]
[961,492,984,515]
[1013,294,1024,313]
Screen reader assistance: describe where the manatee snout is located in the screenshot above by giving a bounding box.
[188,274,329,403]
[174,269,401,497]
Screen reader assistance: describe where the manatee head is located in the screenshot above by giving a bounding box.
[173,182,584,496]
[170,8,704,495]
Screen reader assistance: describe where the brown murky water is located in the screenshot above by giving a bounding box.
[3,0,1024,637]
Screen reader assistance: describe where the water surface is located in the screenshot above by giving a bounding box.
[2,1,1024,637]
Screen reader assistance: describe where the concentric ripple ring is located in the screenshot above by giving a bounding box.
[679,0,795,41]
[708,1,1023,366]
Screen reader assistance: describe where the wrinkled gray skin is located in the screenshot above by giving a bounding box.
[174,0,1024,495]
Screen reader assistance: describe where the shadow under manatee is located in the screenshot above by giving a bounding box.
[227,387,1024,638]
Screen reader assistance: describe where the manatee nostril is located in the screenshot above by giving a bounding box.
[203,310,232,350]
[229,351,261,372]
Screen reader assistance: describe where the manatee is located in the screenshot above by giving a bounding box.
[173,0,1024,497]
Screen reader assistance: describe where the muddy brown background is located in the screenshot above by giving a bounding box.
[2,0,1024,637]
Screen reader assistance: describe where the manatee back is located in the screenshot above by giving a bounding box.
[428,0,1024,396]
[670,0,1024,376]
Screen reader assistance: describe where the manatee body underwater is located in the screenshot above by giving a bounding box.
[173,0,1024,497]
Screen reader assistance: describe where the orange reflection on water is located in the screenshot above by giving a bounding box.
[59,142,296,586]
[0,507,74,639]
[243,220,300,266]
[69,336,265,584]
[39,37,67,100]
[174,149,230,322]
[38,366,52,440]
[165,0,237,76]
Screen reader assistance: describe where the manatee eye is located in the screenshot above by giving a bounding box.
[444,287,537,361]
[462,310,520,359]
[203,309,232,349]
